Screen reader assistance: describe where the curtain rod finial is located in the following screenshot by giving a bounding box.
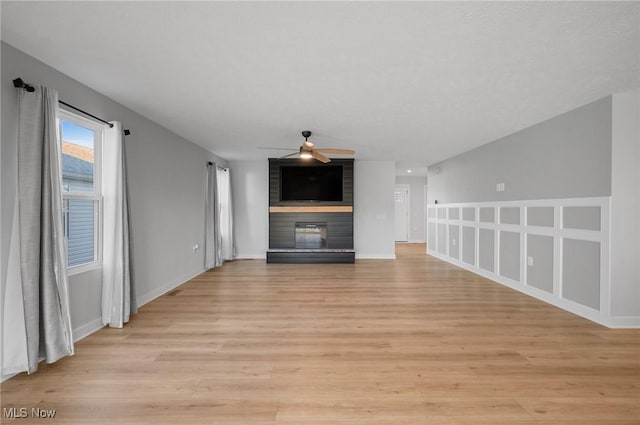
[123,129,131,136]
[208,161,213,166]
[13,77,35,92]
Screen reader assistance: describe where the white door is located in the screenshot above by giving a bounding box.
[394,185,409,242]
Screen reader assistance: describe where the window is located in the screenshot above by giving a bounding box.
[58,109,104,273]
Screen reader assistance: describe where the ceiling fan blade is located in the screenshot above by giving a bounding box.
[258,147,299,151]
[280,152,299,159]
[314,148,355,155]
[311,150,331,163]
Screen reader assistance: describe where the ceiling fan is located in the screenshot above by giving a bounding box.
[262,131,355,163]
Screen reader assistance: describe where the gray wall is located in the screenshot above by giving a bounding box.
[526,234,554,294]
[229,160,269,258]
[499,231,520,282]
[427,96,612,204]
[354,161,396,258]
[610,89,640,318]
[562,238,601,310]
[1,43,226,340]
[395,175,427,242]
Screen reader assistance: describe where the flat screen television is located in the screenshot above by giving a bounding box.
[280,165,343,202]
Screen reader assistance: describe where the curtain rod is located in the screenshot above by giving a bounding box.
[208,161,227,171]
[13,78,131,135]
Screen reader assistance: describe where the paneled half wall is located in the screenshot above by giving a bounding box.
[426,197,621,327]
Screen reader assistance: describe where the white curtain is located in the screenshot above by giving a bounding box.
[204,164,234,269]
[205,163,218,269]
[217,167,234,261]
[2,85,74,375]
[101,122,135,328]
[3,188,30,375]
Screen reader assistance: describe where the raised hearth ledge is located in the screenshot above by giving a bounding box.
[266,249,355,263]
[268,249,355,253]
[269,206,353,213]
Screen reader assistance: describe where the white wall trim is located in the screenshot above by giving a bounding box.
[407,239,426,243]
[394,184,411,242]
[428,249,609,326]
[3,318,106,383]
[2,267,207,383]
[78,266,210,339]
[356,254,396,260]
[136,267,205,308]
[424,184,428,243]
[72,317,104,342]
[607,316,640,329]
[427,196,638,328]
[79,266,212,339]
[1,373,18,383]
[235,253,267,260]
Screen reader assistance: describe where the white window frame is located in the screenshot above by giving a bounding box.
[57,108,105,275]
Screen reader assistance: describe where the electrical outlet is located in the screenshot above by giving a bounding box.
[496,183,505,192]
[527,256,534,266]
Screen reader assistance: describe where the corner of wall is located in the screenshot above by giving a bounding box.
[610,89,640,321]
[354,161,396,258]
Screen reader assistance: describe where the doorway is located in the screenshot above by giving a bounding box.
[394,185,410,242]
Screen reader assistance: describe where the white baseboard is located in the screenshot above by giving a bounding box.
[1,372,19,383]
[73,268,207,342]
[235,253,266,260]
[2,268,206,383]
[427,249,616,328]
[137,267,205,307]
[72,317,104,342]
[408,239,426,243]
[426,198,629,327]
[3,319,105,383]
[356,254,396,260]
[607,316,640,328]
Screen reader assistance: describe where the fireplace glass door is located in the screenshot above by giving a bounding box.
[295,223,328,249]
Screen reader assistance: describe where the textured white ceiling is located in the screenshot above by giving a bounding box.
[2,2,638,166]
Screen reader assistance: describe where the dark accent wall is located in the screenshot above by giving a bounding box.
[269,212,353,249]
[269,158,354,206]
[267,158,354,263]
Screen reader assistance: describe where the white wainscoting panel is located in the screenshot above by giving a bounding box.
[426,197,624,327]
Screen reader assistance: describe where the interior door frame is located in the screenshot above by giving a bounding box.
[424,184,428,246]
[394,184,411,242]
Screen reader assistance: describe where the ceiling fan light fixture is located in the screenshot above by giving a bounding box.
[275,130,353,162]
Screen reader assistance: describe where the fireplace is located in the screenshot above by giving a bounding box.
[267,158,354,263]
[295,223,327,249]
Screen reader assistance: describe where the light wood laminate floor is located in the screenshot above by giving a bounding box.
[2,244,639,424]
